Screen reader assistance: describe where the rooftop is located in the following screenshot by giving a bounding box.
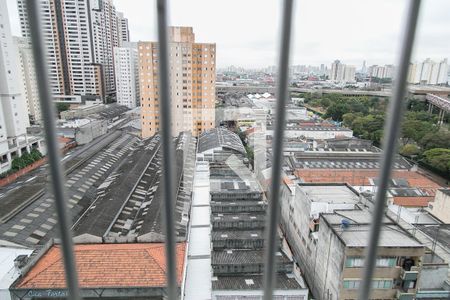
[0,131,140,247]
[322,210,423,248]
[294,169,439,194]
[13,243,186,289]
[298,183,360,204]
[392,196,434,207]
[198,127,246,155]
[212,230,265,241]
[268,124,353,132]
[438,189,450,197]
[290,152,411,170]
[212,274,304,290]
[211,250,290,265]
[417,224,450,249]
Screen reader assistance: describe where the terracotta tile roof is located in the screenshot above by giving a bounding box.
[294,169,441,195]
[15,243,186,289]
[58,136,74,144]
[393,196,434,207]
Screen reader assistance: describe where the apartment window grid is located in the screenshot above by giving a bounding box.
[25,0,422,299]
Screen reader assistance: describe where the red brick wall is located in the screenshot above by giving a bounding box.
[0,158,48,187]
[0,142,76,187]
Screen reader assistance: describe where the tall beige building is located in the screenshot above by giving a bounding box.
[139,27,216,138]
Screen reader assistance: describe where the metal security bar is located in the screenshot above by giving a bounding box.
[263,0,294,300]
[359,1,421,299]
[156,0,179,299]
[25,1,81,300]
[24,0,422,299]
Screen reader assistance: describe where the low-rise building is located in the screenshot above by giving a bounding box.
[266,123,353,140]
[10,242,186,299]
[280,182,426,300]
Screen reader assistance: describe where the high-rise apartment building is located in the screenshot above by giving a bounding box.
[408,58,448,85]
[114,42,140,108]
[368,64,396,79]
[343,65,356,83]
[139,27,216,138]
[330,60,355,83]
[17,0,67,96]
[90,0,121,101]
[17,0,128,103]
[117,12,130,45]
[0,0,29,139]
[15,37,41,124]
[0,0,43,173]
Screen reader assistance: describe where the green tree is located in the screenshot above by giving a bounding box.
[407,98,428,112]
[56,103,70,115]
[11,157,26,171]
[30,149,43,161]
[324,103,350,121]
[422,148,450,174]
[342,112,361,127]
[21,152,34,165]
[420,131,450,150]
[400,144,421,157]
[401,119,436,144]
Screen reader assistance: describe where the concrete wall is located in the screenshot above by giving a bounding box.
[420,263,449,289]
[212,290,308,300]
[429,190,450,223]
[60,104,105,120]
[75,120,108,145]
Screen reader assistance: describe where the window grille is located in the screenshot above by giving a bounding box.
[24,0,422,299]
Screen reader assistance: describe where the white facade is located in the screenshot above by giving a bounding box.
[0,0,46,173]
[408,58,448,85]
[114,43,139,108]
[368,64,395,79]
[90,0,121,100]
[0,0,30,144]
[330,60,355,83]
[117,12,130,45]
[18,0,128,102]
[266,127,353,140]
[15,37,41,124]
[429,189,450,223]
[343,65,356,83]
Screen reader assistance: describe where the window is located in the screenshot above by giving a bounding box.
[343,280,361,289]
[371,280,393,289]
[345,257,396,268]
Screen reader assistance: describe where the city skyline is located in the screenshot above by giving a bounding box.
[7,0,450,68]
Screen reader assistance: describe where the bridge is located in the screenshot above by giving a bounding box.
[216,85,391,97]
[216,85,450,98]
[426,93,450,125]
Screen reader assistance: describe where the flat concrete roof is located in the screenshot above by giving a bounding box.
[298,184,360,204]
[322,210,423,248]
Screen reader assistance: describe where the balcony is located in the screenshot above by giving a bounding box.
[396,289,415,300]
[401,266,419,281]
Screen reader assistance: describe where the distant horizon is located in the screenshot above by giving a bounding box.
[216,57,450,71]
[6,0,450,68]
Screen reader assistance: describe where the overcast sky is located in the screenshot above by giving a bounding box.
[6,0,450,68]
